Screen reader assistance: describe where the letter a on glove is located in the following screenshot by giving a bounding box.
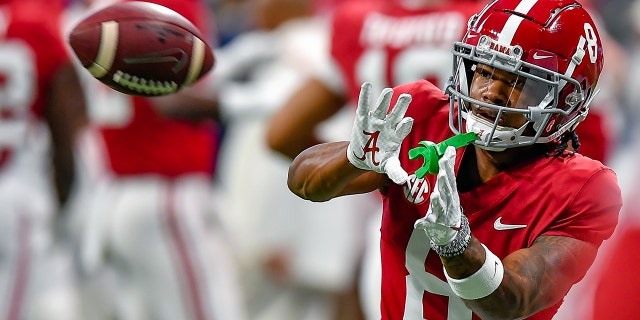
[347,82,414,184]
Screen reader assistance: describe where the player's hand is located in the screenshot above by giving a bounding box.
[414,146,462,245]
[347,82,414,184]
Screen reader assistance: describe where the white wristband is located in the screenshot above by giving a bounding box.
[444,244,504,300]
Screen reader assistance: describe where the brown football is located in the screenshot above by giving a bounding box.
[68,1,214,96]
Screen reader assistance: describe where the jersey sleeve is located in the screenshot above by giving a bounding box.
[545,167,622,246]
[392,79,449,122]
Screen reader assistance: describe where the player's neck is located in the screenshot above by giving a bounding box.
[459,145,539,188]
[457,147,482,192]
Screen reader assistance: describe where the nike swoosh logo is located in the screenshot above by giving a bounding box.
[494,217,527,231]
[124,48,188,73]
[532,52,553,60]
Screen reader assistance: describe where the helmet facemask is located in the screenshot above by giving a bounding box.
[447,36,589,151]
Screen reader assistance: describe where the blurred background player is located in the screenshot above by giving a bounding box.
[266,1,487,319]
[0,0,87,319]
[590,201,640,320]
[63,0,246,319]
[212,0,372,319]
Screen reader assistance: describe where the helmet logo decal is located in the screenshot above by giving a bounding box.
[583,23,598,64]
[545,119,556,133]
[404,174,430,205]
[532,52,553,60]
[474,127,487,141]
[561,22,599,90]
[477,35,523,60]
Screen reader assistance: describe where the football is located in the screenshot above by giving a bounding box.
[68,1,215,96]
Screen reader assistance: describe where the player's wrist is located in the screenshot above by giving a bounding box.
[346,141,383,173]
[430,214,471,257]
[444,243,504,300]
[346,142,366,170]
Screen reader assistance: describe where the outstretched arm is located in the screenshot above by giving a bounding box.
[266,78,345,160]
[288,82,414,201]
[288,141,386,202]
[446,235,597,319]
[45,64,88,206]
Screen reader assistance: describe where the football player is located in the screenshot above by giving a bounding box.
[212,0,375,319]
[0,0,87,318]
[63,0,246,320]
[265,1,486,318]
[286,0,623,319]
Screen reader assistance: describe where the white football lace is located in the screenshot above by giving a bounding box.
[113,70,179,95]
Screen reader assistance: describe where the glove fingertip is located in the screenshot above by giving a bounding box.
[390,174,408,185]
[386,165,409,185]
[414,218,429,230]
[384,157,407,183]
[378,88,394,104]
[438,146,456,170]
[395,94,412,113]
[399,93,412,103]
[381,87,394,95]
[445,145,456,157]
[396,117,414,137]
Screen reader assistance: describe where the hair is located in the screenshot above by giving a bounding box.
[545,130,580,158]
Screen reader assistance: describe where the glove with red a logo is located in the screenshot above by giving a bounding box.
[346,82,414,184]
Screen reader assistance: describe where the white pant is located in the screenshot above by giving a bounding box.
[68,174,246,320]
[0,159,80,320]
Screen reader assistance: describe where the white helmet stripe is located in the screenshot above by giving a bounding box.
[497,0,539,45]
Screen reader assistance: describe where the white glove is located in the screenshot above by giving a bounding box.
[347,82,414,184]
[414,146,462,245]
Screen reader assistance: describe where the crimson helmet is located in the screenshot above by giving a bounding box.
[446,0,604,151]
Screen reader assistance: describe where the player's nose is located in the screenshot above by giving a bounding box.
[482,79,511,107]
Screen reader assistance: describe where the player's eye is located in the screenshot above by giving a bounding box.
[510,76,526,88]
[476,68,492,78]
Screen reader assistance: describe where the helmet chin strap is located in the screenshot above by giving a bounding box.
[408,132,478,179]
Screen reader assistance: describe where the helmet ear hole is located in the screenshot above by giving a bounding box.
[456,58,476,117]
[456,58,475,96]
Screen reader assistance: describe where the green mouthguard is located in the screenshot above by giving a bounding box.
[408,132,478,178]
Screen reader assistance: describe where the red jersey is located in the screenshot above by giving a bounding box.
[0,0,67,167]
[0,0,66,117]
[378,80,622,320]
[328,1,485,105]
[99,97,218,177]
[96,0,218,177]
